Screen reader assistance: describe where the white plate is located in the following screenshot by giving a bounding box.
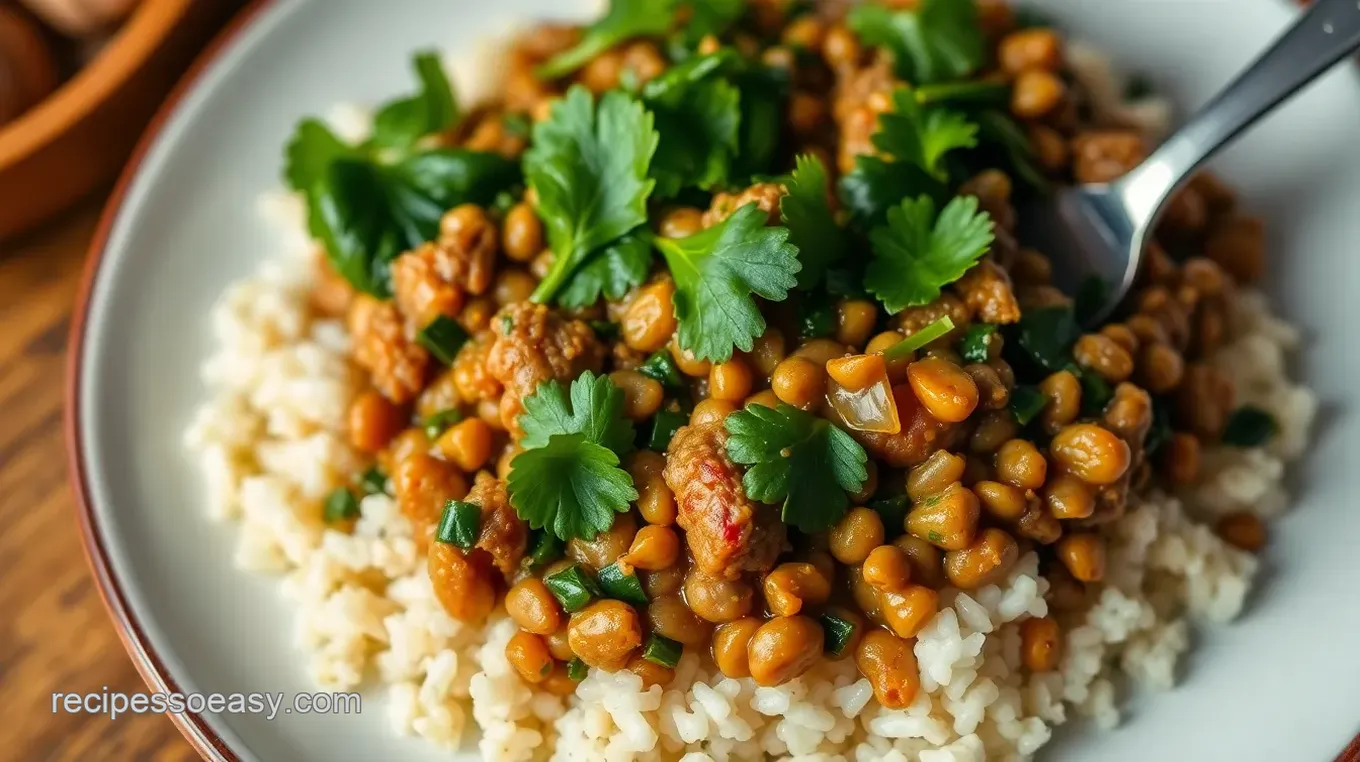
[69,1,1360,760]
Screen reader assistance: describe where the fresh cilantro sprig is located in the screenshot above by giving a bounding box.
[508,372,639,541]
[643,51,743,198]
[840,88,978,226]
[725,403,869,533]
[525,86,659,305]
[781,154,846,290]
[847,0,986,84]
[284,52,519,296]
[864,194,994,314]
[538,0,681,79]
[655,203,801,362]
[558,234,653,308]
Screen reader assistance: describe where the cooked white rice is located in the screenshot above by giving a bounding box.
[183,45,1315,762]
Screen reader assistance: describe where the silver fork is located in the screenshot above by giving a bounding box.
[1019,0,1360,324]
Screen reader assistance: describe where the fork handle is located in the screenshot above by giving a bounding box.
[1118,0,1360,222]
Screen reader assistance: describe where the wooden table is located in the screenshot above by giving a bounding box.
[0,198,195,762]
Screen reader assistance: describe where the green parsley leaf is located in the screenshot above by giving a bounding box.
[781,154,846,289]
[538,0,680,79]
[284,119,357,192]
[369,51,459,151]
[518,371,635,455]
[730,65,790,181]
[558,234,653,309]
[864,194,994,314]
[1222,406,1278,447]
[1014,304,1080,372]
[655,203,801,362]
[725,403,869,533]
[509,372,639,541]
[644,53,742,198]
[304,149,520,297]
[839,155,940,228]
[526,87,659,304]
[847,0,986,84]
[681,0,746,45]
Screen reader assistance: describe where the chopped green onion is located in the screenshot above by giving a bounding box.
[648,407,687,452]
[958,324,996,364]
[589,320,621,341]
[1221,405,1278,447]
[1010,385,1047,426]
[638,350,684,390]
[544,564,602,613]
[868,494,909,533]
[913,80,1009,107]
[641,633,682,668]
[500,314,515,333]
[356,466,388,496]
[883,316,955,361]
[528,529,564,567]
[423,408,464,440]
[1145,398,1174,456]
[567,657,588,681]
[416,315,469,365]
[1073,276,1109,326]
[436,500,482,550]
[597,562,649,606]
[323,487,361,523]
[819,612,858,657]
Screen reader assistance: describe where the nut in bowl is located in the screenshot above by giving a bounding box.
[68,1,1360,762]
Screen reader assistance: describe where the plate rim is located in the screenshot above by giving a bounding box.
[63,1,277,759]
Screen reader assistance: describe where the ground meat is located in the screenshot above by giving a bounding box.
[348,295,430,404]
[465,472,528,579]
[392,450,469,548]
[953,259,1021,325]
[663,421,786,579]
[487,302,606,436]
[452,332,504,404]
[391,205,499,328]
[702,183,789,228]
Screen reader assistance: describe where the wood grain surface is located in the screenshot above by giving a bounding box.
[0,198,195,762]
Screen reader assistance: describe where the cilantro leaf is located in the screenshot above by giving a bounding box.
[643,53,742,198]
[1013,304,1080,371]
[730,64,790,181]
[839,155,940,228]
[781,154,846,290]
[724,403,869,533]
[558,234,653,309]
[369,51,459,151]
[655,203,800,362]
[682,0,746,45]
[847,0,986,84]
[303,149,520,297]
[538,0,680,79]
[509,372,639,541]
[284,119,357,192]
[865,194,994,313]
[973,109,1048,192]
[508,434,639,541]
[526,86,659,304]
[518,371,635,455]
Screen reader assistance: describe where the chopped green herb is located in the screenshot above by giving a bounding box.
[1009,385,1047,426]
[637,350,685,390]
[502,112,532,139]
[323,487,361,523]
[589,320,622,341]
[558,234,654,309]
[417,315,469,364]
[528,529,565,567]
[641,633,683,668]
[369,51,460,151]
[537,0,680,79]
[729,64,790,182]
[1071,365,1113,418]
[914,80,1009,108]
[883,316,956,362]
[544,564,603,613]
[436,500,482,551]
[1221,406,1278,447]
[973,110,1048,192]
[597,562,649,605]
[648,407,688,452]
[725,403,869,533]
[567,657,589,681]
[500,314,514,333]
[643,51,742,198]
[356,466,388,496]
[958,324,996,364]
[508,372,638,541]
[491,188,521,217]
[526,86,658,305]
[820,612,858,657]
[781,153,846,289]
[1015,305,1080,371]
[1073,276,1109,326]
[865,194,994,315]
[655,203,800,362]
[927,530,944,544]
[423,408,464,440]
[846,0,986,84]
[868,494,910,533]
[799,294,836,341]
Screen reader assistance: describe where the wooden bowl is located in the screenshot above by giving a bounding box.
[0,0,238,240]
